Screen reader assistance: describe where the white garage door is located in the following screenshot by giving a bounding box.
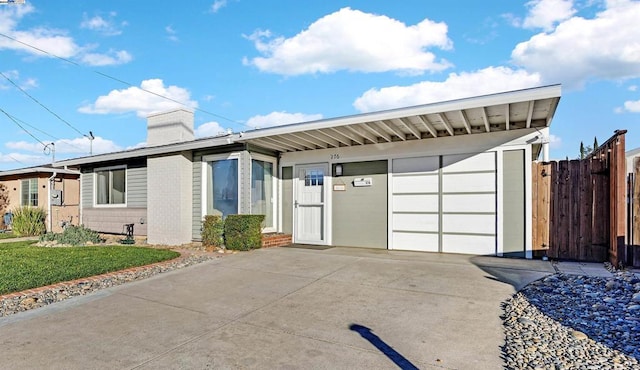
[391,152,497,255]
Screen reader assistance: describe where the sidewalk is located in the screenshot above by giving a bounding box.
[0,235,39,243]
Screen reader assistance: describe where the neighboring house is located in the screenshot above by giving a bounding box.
[626,147,640,174]
[0,165,80,233]
[55,85,561,258]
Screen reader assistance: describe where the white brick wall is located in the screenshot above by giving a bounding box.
[147,152,193,245]
[147,109,194,146]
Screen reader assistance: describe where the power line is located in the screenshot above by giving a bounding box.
[0,71,85,136]
[0,107,47,147]
[0,31,249,128]
[4,112,86,152]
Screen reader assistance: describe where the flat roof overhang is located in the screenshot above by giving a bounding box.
[236,85,561,154]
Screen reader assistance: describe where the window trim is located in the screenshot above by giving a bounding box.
[93,165,128,208]
[20,178,39,207]
[250,153,278,233]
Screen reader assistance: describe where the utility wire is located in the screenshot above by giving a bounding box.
[0,31,249,128]
[0,71,85,136]
[0,107,47,147]
[4,111,86,152]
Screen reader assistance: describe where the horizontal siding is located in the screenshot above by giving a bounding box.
[192,159,202,240]
[81,172,93,209]
[127,166,147,207]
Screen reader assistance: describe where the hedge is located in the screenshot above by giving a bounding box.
[202,215,225,248]
[224,214,265,251]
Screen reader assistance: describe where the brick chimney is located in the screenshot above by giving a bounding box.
[146,109,194,146]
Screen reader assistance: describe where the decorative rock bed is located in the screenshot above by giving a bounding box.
[503,271,640,369]
[0,247,226,318]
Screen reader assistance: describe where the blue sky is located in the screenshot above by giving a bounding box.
[1,0,639,170]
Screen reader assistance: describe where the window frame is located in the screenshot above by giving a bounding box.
[202,153,241,219]
[20,178,39,207]
[250,153,278,233]
[93,165,127,208]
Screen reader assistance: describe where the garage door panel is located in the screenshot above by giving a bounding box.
[392,232,439,252]
[442,234,496,255]
[392,175,438,193]
[442,172,495,193]
[392,194,438,212]
[442,152,495,172]
[442,214,495,235]
[442,193,495,213]
[393,213,438,232]
[393,156,439,174]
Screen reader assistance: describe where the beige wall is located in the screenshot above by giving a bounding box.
[0,174,80,232]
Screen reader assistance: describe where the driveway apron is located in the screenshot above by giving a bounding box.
[0,247,554,369]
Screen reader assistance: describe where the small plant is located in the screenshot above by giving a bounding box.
[11,206,46,237]
[202,215,224,248]
[40,225,103,246]
[224,214,265,251]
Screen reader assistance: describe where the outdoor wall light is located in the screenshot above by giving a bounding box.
[335,164,343,177]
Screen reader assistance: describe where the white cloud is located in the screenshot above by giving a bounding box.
[0,4,132,66]
[548,133,562,149]
[512,0,640,88]
[353,66,542,112]
[246,111,323,129]
[623,99,640,113]
[0,69,37,90]
[522,0,576,31]
[243,7,452,76]
[210,0,227,13]
[195,121,228,137]
[165,25,179,42]
[0,152,47,165]
[80,13,125,36]
[6,136,122,155]
[78,79,198,118]
[79,49,132,66]
[629,85,638,92]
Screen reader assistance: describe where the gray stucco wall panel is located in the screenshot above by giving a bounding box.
[502,149,525,256]
[331,160,387,249]
[282,167,293,234]
[192,159,202,241]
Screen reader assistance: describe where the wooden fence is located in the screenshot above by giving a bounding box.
[532,130,628,266]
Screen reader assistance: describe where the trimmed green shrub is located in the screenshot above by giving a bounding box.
[40,225,103,246]
[224,214,265,251]
[11,206,46,237]
[202,215,224,248]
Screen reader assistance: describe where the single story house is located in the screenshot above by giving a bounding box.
[55,85,561,258]
[0,165,80,233]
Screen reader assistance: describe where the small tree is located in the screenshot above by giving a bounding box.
[593,136,599,151]
[0,184,8,229]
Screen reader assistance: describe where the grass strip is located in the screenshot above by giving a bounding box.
[0,241,180,295]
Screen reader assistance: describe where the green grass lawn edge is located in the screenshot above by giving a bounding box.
[0,241,180,295]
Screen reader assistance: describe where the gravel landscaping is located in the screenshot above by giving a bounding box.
[503,271,640,369]
[0,248,226,318]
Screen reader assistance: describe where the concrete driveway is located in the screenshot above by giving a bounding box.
[0,246,554,369]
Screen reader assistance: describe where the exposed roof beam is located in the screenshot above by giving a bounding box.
[276,135,314,150]
[331,127,364,145]
[416,115,438,138]
[363,122,392,142]
[398,118,422,139]
[437,113,455,136]
[378,120,406,141]
[525,100,534,128]
[260,136,303,151]
[505,104,510,130]
[319,128,352,146]
[458,110,472,134]
[312,130,341,148]
[252,137,292,152]
[288,132,327,149]
[481,107,490,133]
[347,124,379,144]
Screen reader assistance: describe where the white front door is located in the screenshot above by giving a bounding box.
[295,164,327,244]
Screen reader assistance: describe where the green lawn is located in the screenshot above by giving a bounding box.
[0,232,16,240]
[0,241,180,295]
